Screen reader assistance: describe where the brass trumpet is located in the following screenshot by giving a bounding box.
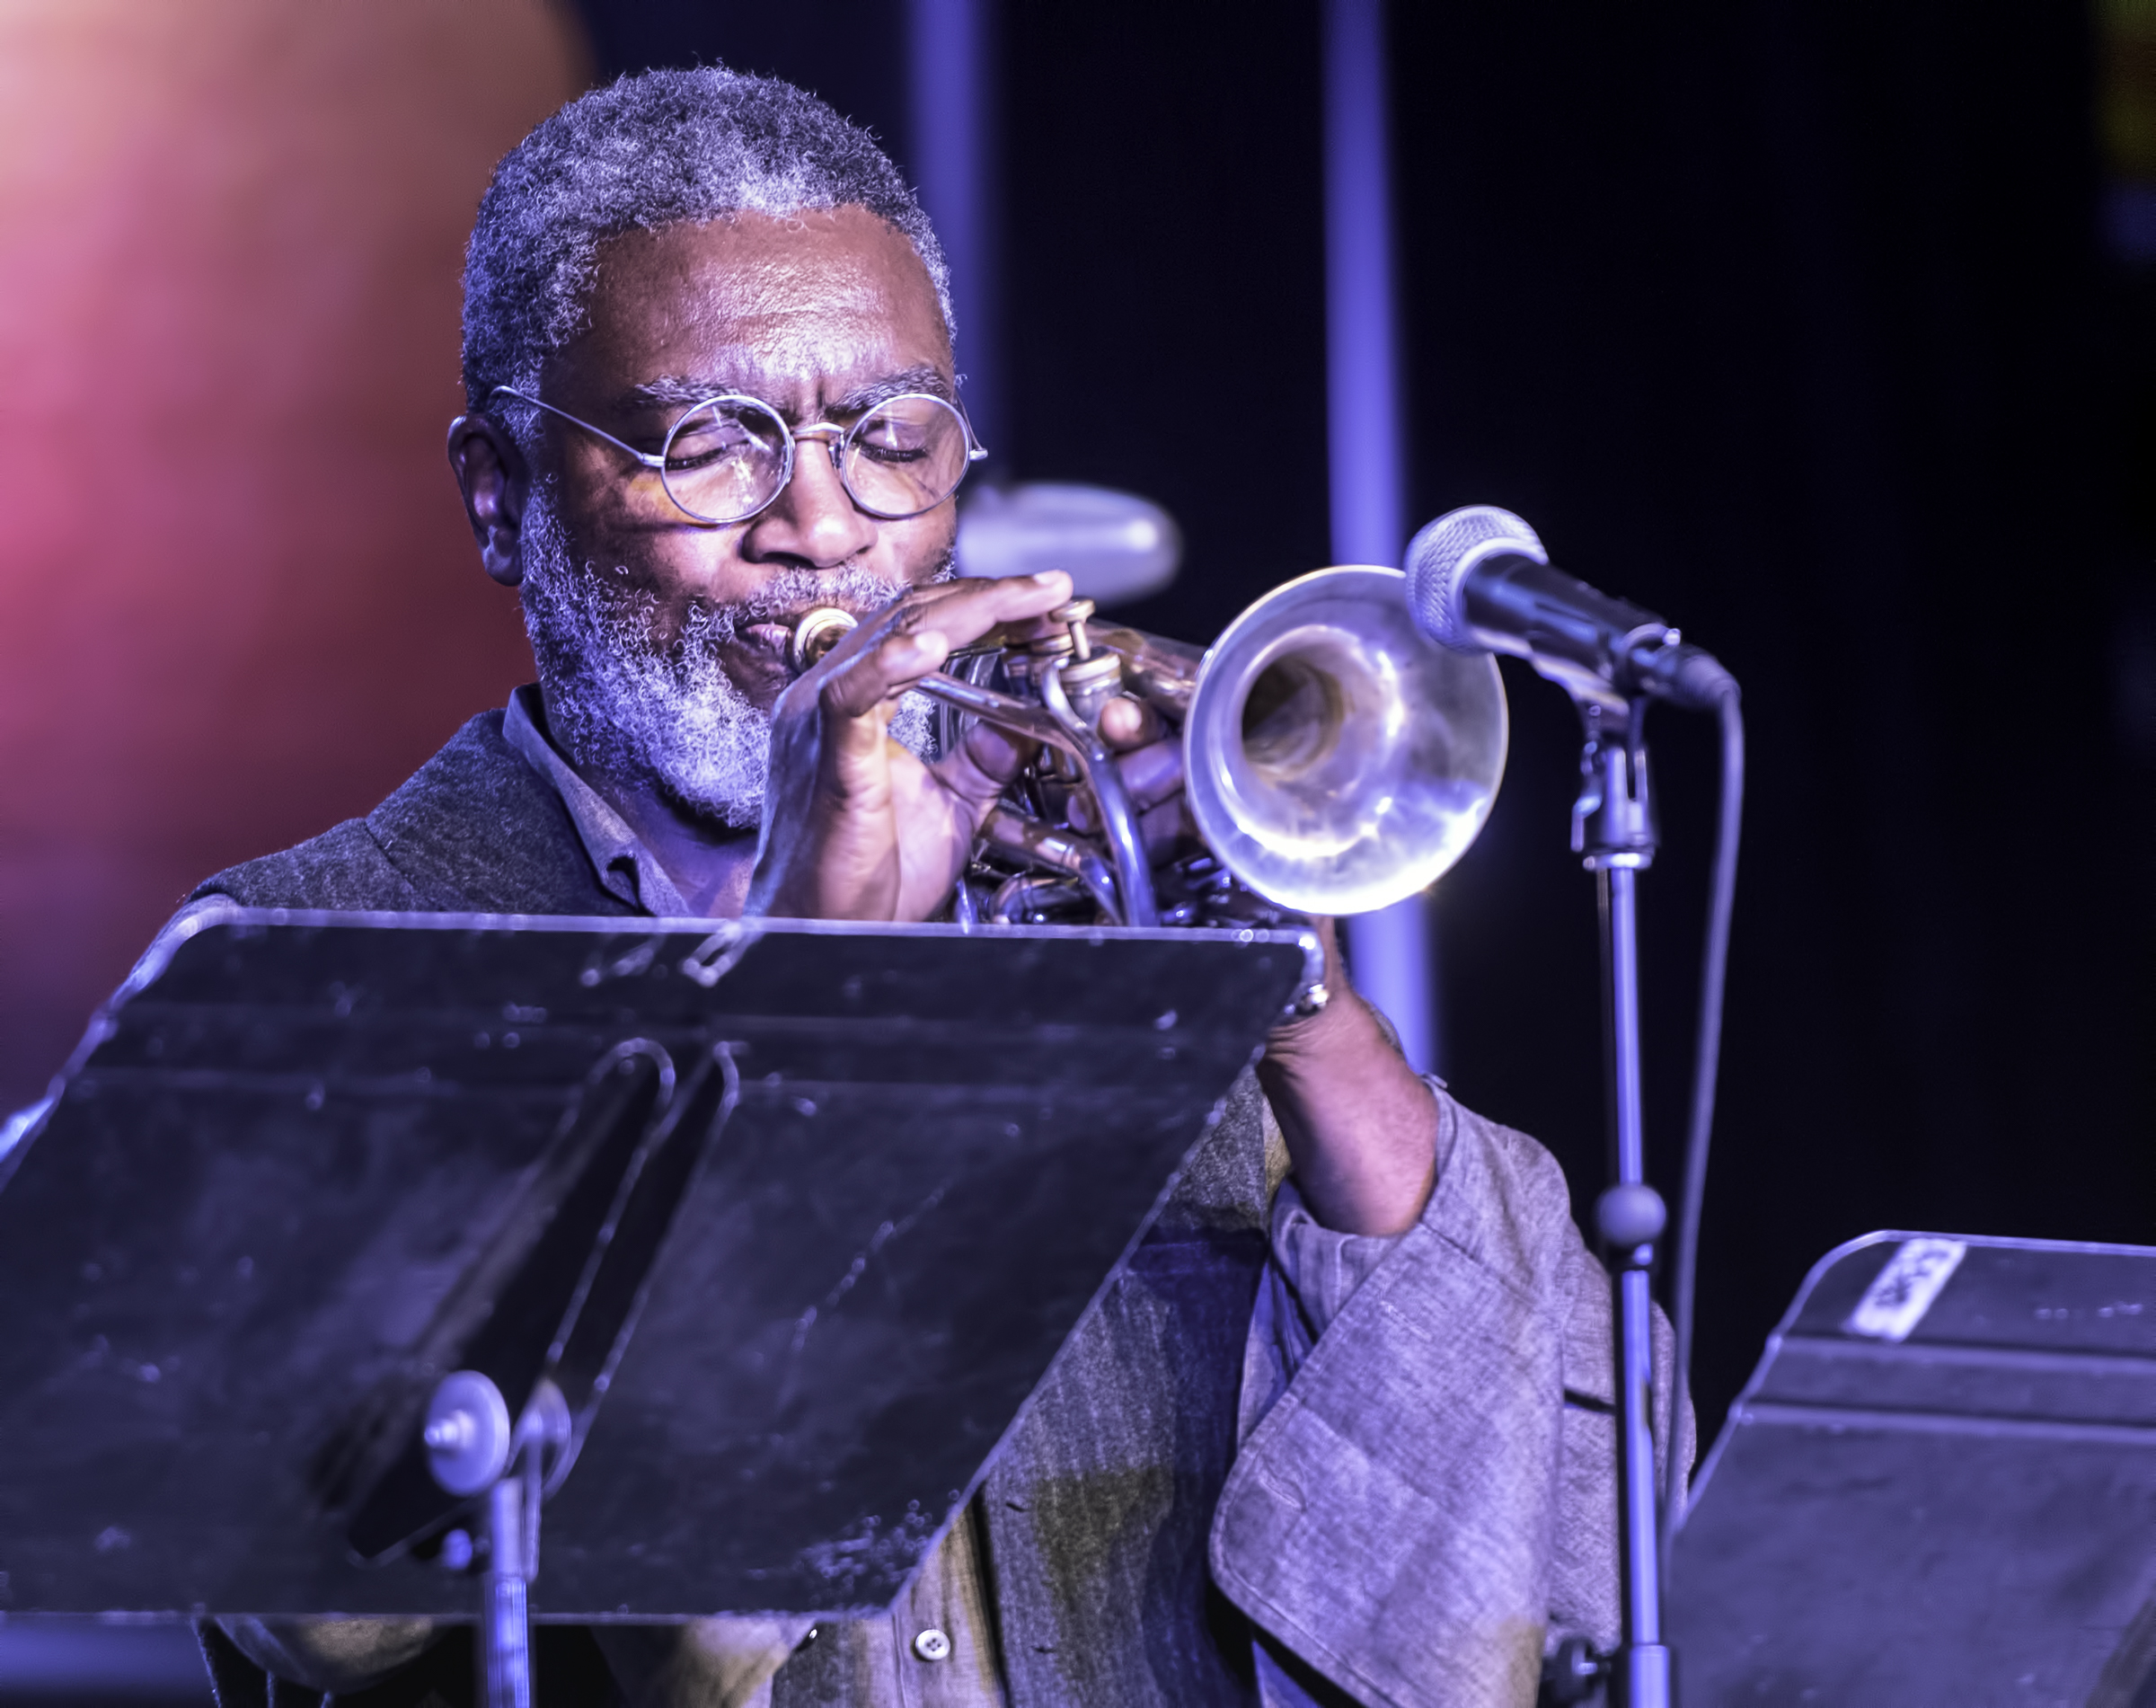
[788,567,1509,928]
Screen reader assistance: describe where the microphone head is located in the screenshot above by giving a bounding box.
[1404,505,1548,649]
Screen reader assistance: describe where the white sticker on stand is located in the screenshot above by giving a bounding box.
[1844,1238,1968,1342]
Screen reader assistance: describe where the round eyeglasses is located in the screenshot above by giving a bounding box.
[489,384,986,526]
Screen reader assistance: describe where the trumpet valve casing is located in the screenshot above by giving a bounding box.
[1056,652,1127,728]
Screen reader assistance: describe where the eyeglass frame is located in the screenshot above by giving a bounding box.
[487,383,987,527]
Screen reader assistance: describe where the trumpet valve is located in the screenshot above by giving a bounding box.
[1056,650,1127,728]
[1047,597,1097,659]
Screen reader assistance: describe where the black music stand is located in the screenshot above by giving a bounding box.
[0,910,1312,1705]
[1671,1231,2156,1704]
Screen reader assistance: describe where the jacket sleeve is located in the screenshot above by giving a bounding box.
[1237,1066,1456,1438]
[1211,1092,1692,1708]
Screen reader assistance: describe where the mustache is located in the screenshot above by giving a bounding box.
[632,551,959,667]
[706,552,959,631]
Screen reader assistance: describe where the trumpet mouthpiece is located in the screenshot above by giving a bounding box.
[788,607,860,674]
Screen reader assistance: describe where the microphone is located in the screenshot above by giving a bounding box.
[1404,506,1735,710]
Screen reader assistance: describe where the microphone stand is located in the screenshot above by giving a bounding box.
[1574,695,1674,1708]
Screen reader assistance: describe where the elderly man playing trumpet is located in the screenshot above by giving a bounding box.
[184,66,1683,1708]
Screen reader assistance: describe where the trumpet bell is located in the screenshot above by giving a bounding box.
[1182,566,1507,916]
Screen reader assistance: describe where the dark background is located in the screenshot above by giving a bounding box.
[571,0,2156,1442]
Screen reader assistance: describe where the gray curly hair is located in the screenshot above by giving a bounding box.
[460,66,951,420]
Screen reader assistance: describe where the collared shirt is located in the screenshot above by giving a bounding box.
[502,686,696,917]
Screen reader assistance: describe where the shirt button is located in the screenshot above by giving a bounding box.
[913,1628,952,1662]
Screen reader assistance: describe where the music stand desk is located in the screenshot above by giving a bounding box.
[0,910,1311,1633]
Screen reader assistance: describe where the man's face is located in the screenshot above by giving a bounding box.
[510,207,959,821]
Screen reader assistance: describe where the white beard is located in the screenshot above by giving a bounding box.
[516,493,941,829]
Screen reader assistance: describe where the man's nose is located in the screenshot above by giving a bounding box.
[742,429,876,568]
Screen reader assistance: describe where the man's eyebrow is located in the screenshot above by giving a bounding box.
[825,366,956,414]
[621,376,728,410]
[619,364,958,417]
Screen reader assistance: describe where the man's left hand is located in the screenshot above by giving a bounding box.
[1084,706,1439,1235]
[1257,919,1438,1235]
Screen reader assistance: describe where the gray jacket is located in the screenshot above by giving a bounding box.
[193,711,1686,1708]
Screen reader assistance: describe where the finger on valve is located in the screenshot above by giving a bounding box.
[1138,796,1194,863]
[1096,694,1163,749]
[1117,738,1185,811]
[1067,738,1183,834]
[907,571,1072,654]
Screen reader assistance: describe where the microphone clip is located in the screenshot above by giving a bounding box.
[1572,698,1659,870]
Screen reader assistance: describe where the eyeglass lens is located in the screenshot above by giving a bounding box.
[660,394,971,524]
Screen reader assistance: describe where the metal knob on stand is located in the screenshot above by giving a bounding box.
[421,1370,570,1708]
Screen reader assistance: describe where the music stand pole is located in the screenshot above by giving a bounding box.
[482,1453,535,1708]
[1576,700,1674,1707]
[421,1370,565,1708]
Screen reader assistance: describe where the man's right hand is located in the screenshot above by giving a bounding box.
[745,570,1074,923]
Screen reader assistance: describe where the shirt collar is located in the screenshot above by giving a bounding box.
[502,686,695,918]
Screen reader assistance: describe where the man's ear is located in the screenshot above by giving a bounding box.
[447,413,530,588]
